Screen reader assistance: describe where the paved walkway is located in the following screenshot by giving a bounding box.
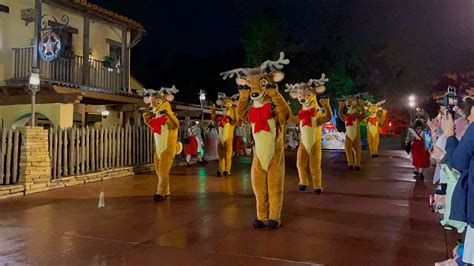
[0,150,455,265]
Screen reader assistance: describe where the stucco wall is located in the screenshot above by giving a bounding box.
[0,0,129,82]
[0,103,73,129]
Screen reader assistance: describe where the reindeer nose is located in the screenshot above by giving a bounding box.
[300,99,306,103]
[251,92,260,98]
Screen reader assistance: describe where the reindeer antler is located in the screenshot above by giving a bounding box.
[219,68,250,80]
[217,92,227,99]
[230,93,240,101]
[376,100,386,107]
[284,83,296,93]
[259,51,290,73]
[308,73,329,87]
[160,85,179,95]
[138,88,159,97]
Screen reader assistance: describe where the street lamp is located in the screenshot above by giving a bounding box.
[28,68,41,127]
[408,95,416,126]
[198,90,206,125]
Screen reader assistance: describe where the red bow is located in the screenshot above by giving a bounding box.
[150,116,167,134]
[368,117,378,126]
[249,102,272,133]
[298,108,315,127]
[217,115,231,128]
[345,114,358,126]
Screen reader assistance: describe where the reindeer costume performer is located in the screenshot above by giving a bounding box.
[338,95,365,170]
[221,52,291,229]
[210,92,238,177]
[286,74,333,194]
[365,100,387,158]
[142,86,183,202]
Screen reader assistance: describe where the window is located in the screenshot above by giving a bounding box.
[109,45,121,64]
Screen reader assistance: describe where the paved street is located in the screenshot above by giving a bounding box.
[0,150,454,265]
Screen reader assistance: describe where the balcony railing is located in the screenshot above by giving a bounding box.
[12,47,126,92]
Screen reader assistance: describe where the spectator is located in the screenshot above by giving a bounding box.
[406,119,431,180]
[185,121,207,166]
[233,121,246,156]
[441,97,474,265]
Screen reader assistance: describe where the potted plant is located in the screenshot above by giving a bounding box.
[102,55,118,69]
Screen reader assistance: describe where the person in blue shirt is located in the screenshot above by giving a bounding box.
[441,97,474,265]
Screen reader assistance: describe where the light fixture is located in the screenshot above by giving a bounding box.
[416,107,420,111]
[389,122,392,127]
[29,71,40,86]
[409,101,415,108]
[101,110,110,117]
[199,90,206,101]
[409,95,415,101]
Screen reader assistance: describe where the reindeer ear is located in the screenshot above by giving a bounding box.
[314,85,326,94]
[143,96,152,105]
[269,71,285,83]
[216,99,223,106]
[164,93,175,102]
[236,77,247,86]
[289,90,299,99]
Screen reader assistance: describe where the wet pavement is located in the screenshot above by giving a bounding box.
[0,150,455,265]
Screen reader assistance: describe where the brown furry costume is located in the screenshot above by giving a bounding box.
[286,75,333,194]
[220,52,291,229]
[338,96,365,170]
[210,93,238,176]
[364,100,387,158]
[142,87,182,201]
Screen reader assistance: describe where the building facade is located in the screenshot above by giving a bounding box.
[0,0,146,129]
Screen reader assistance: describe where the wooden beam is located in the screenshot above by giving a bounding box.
[82,16,90,86]
[52,86,142,104]
[48,20,78,34]
[106,38,122,47]
[121,27,129,92]
[0,93,82,105]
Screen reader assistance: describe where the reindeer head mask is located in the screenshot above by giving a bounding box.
[285,74,329,110]
[140,86,179,114]
[220,52,289,104]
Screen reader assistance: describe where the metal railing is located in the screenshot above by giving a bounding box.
[12,46,125,91]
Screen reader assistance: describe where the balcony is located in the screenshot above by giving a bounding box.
[11,47,127,92]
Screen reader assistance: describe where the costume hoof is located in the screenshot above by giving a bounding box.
[252,219,266,229]
[267,220,279,230]
[298,184,307,191]
[216,171,222,177]
[355,166,361,171]
[371,155,376,158]
[419,173,425,180]
[374,154,379,158]
[348,165,354,170]
[313,188,322,195]
[153,194,164,202]
[223,171,229,177]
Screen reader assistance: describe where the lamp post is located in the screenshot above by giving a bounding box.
[408,95,416,127]
[30,0,42,127]
[199,90,206,125]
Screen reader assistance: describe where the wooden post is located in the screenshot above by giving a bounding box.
[0,130,6,184]
[100,127,104,170]
[5,130,12,184]
[121,27,129,92]
[82,16,90,86]
[90,127,95,171]
[75,127,80,176]
[85,127,89,172]
[52,129,58,180]
[57,129,62,179]
[63,128,68,176]
[12,130,20,183]
[81,127,86,174]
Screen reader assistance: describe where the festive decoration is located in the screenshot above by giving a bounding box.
[286,74,333,194]
[220,51,291,229]
[142,86,183,202]
[39,31,62,62]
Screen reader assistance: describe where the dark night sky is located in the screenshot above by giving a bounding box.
[92,0,474,103]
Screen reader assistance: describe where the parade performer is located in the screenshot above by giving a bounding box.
[406,119,431,180]
[220,52,291,229]
[338,95,365,170]
[210,92,238,176]
[365,100,387,158]
[285,74,333,194]
[142,86,183,202]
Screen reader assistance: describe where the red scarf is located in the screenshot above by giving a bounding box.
[217,115,231,128]
[249,102,272,133]
[345,114,358,126]
[150,116,167,134]
[298,108,315,127]
[368,117,378,126]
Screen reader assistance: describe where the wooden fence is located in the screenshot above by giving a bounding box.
[48,124,154,179]
[0,129,21,185]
